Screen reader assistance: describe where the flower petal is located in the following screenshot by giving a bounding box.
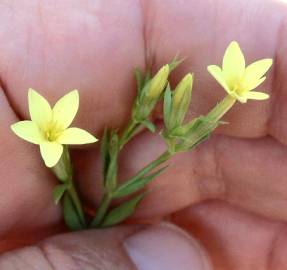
[242,58,272,90]
[57,127,98,145]
[222,41,245,85]
[28,88,52,128]
[245,91,270,101]
[40,141,63,167]
[242,76,266,92]
[52,90,79,129]
[11,120,43,144]
[230,92,247,103]
[207,65,230,93]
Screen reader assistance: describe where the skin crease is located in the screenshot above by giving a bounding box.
[0,0,286,269]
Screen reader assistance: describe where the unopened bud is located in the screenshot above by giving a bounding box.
[173,73,193,108]
[146,65,169,100]
[167,73,193,129]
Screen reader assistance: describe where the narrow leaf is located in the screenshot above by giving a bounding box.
[63,193,83,231]
[163,84,172,128]
[105,153,118,191]
[113,166,167,198]
[52,184,68,204]
[141,120,156,133]
[101,128,110,181]
[144,71,151,84]
[105,131,119,191]
[101,193,145,227]
[109,131,119,157]
[168,55,184,71]
[135,68,144,94]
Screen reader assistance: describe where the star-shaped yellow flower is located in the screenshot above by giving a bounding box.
[207,41,273,103]
[11,89,97,167]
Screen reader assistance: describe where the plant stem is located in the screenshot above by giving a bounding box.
[207,95,236,121]
[52,147,86,229]
[175,95,236,152]
[90,150,171,228]
[132,151,171,180]
[67,184,86,227]
[119,119,141,149]
[90,193,112,227]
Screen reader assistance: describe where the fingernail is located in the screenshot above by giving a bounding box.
[124,222,212,270]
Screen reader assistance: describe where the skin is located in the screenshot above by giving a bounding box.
[0,0,287,268]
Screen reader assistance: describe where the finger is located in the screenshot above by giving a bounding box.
[1,0,287,141]
[0,223,212,270]
[0,0,145,132]
[143,0,287,142]
[78,127,287,222]
[173,200,287,270]
[0,86,61,250]
[0,0,145,249]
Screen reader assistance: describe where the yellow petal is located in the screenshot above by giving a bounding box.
[57,127,98,144]
[242,76,266,92]
[28,88,52,128]
[40,141,63,167]
[222,41,245,85]
[52,90,79,129]
[207,65,230,93]
[246,91,269,101]
[11,120,43,144]
[231,92,247,103]
[242,58,272,90]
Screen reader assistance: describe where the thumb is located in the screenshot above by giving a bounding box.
[0,223,212,270]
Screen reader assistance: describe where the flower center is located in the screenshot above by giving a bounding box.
[231,81,246,96]
[42,121,62,142]
[44,130,58,141]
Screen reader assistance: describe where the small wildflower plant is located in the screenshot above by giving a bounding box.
[11,41,273,230]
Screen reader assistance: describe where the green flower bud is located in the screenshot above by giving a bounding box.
[173,73,193,107]
[169,73,193,129]
[146,64,169,100]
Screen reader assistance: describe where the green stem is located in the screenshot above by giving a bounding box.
[67,184,86,227]
[207,95,236,121]
[90,193,112,227]
[176,95,236,152]
[52,146,86,229]
[119,119,141,149]
[132,151,171,180]
[90,150,171,228]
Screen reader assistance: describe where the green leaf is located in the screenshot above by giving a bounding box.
[63,193,83,231]
[52,184,68,204]
[144,70,151,84]
[100,193,145,227]
[139,80,151,103]
[105,131,119,191]
[175,117,220,152]
[168,55,184,71]
[101,128,110,181]
[163,84,172,129]
[109,131,119,157]
[135,68,144,94]
[141,119,156,133]
[113,166,167,198]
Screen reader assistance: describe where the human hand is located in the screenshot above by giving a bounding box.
[0,0,286,269]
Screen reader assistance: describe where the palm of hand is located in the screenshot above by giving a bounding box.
[0,0,287,269]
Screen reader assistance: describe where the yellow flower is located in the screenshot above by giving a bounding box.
[207,41,273,103]
[11,89,97,167]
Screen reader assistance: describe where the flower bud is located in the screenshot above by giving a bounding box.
[173,73,193,108]
[146,65,170,100]
[169,73,193,129]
